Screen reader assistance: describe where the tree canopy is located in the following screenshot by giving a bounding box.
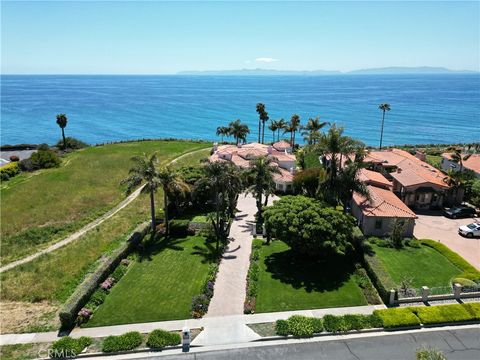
[263,195,356,258]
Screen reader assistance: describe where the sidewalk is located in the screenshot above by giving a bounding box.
[0,305,385,346]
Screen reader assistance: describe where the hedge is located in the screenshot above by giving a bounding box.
[323,314,382,333]
[463,302,480,320]
[169,220,192,237]
[59,222,150,328]
[50,336,92,358]
[363,252,397,303]
[102,331,143,353]
[411,304,473,325]
[373,308,421,328]
[146,329,181,350]
[0,162,20,181]
[420,239,480,281]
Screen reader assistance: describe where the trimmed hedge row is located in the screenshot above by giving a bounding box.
[363,252,397,303]
[59,222,150,328]
[275,315,324,338]
[50,336,92,358]
[374,308,421,328]
[102,332,143,353]
[146,329,181,350]
[420,239,480,281]
[244,240,262,314]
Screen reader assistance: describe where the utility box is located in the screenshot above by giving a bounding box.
[182,326,190,353]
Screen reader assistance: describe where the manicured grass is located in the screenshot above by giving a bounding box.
[371,244,462,288]
[0,140,210,264]
[426,155,442,168]
[255,240,367,313]
[0,343,49,360]
[85,236,214,326]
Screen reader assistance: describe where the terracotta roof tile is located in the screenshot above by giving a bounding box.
[442,153,480,174]
[358,169,392,188]
[353,185,417,218]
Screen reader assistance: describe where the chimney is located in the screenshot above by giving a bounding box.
[267,146,273,154]
[415,151,426,162]
[397,167,402,173]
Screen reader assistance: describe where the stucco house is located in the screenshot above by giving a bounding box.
[210,141,296,192]
[440,153,480,179]
[364,149,451,210]
[351,185,417,237]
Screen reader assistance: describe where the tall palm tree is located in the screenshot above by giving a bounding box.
[289,114,301,147]
[268,121,278,143]
[246,156,280,226]
[216,126,230,143]
[121,152,160,233]
[200,162,243,252]
[301,117,330,145]
[276,118,286,142]
[256,103,269,144]
[448,147,472,172]
[56,114,68,149]
[157,167,189,236]
[229,119,250,145]
[378,103,391,150]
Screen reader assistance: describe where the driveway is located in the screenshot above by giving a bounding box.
[414,213,480,270]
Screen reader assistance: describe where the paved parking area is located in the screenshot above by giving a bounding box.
[414,213,480,270]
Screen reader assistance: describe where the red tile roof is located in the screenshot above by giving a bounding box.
[358,168,392,188]
[442,153,480,174]
[273,140,291,151]
[353,185,417,218]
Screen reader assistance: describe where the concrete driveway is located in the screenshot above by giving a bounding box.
[414,213,480,270]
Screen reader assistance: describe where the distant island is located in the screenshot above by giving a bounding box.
[178,66,478,76]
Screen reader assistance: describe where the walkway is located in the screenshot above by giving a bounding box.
[0,147,208,273]
[206,193,277,317]
[0,305,384,346]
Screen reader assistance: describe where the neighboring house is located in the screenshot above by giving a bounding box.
[364,149,451,209]
[351,185,417,237]
[210,142,296,192]
[357,168,392,190]
[440,153,480,179]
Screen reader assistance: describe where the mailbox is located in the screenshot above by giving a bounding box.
[182,326,190,352]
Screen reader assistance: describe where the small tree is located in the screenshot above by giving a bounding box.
[389,217,407,248]
[263,195,356,258]
[293,167,323,197]
[56,114,68,150]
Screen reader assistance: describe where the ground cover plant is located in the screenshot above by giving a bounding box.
[0,140,210,265]
[50,336,92,358]
[146,329,181,349]
[85,235,215,326]
[254,240,367,313]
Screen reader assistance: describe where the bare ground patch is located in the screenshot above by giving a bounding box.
[0,301,59,334]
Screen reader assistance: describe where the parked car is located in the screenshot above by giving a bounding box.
[458,222,480,238]
[443,206,476,219]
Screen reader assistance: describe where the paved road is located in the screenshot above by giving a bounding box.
[414,213,480,270]
[131,328,480,360]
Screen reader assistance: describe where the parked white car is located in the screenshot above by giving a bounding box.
[458,222,480,238]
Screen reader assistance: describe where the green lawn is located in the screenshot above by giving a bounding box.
[371,244,462,288]
[426,155,442,168]
[0,140,210,265]
[255,240,367,313]
[85,236,213,326]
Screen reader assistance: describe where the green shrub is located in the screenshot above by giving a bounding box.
[87,289,107,308]
[311,317,323,333]
[342,314,368,331]
[374,308,421,328]
[412,304,474,325]
[365,313,383,328]
[406,239,421,248]
[0,162,20,181]
[50,336,92,358]
[463,303,480,320]
[453,277,477,287]
[363,253,397,303]
[102,331,143,353]
[146,329,181,349]
[248,263,259,282]
[251,250,260,261]
[111,263,128,281]
[323,315,348,333]
[416,347,447,360]
[275,319,290,336]
[287,315,314,338]
[353,267,382,304]
[169,220,192,237]
[20,149,61,171]
[56,137,88,150]
[420,239,480,281]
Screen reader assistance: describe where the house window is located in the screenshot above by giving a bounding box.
[375,219,382,229]
[432,193,438,202]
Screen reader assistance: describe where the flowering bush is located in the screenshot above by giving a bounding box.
[191,294,210,318]
[76,308,93,325]
[101,277,115,290]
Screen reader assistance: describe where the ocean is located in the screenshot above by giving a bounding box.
[1,74,479,146]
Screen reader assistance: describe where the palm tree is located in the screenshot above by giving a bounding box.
[121,152,160,233]
[56,114,68,149]
[378,103,391,150]
[157,167,189,236]
[301,117,330,145]
[288,114,301,147]
[256,103,269,144]
[200,162,243,252]
[246,156,280,226]
[448,147,472,172]
[336,162,371,213]
[268,121,278,143]
[229,119,250,145]
[276,118,286,142]
[216,126,230,143]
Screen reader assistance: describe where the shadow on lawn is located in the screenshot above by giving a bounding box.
[264,248,354,293]
[137,235,186,262]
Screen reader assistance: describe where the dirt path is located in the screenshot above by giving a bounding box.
[0,147,208,273]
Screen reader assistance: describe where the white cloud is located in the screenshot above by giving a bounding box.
[255,57,279,63]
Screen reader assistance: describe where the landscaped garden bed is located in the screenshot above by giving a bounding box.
[247,303,480,338]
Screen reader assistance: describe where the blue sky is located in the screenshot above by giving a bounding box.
[1,1,479,74]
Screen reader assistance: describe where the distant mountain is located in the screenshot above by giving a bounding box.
[348,66,477,75]
[177,67,477,76]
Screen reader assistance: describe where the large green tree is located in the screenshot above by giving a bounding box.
[229,119,250,145]
[246,156,280,227]
[56,114,68,150]
[263,195,356,258]
[121,152,160,233]
[256,103,269,144]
